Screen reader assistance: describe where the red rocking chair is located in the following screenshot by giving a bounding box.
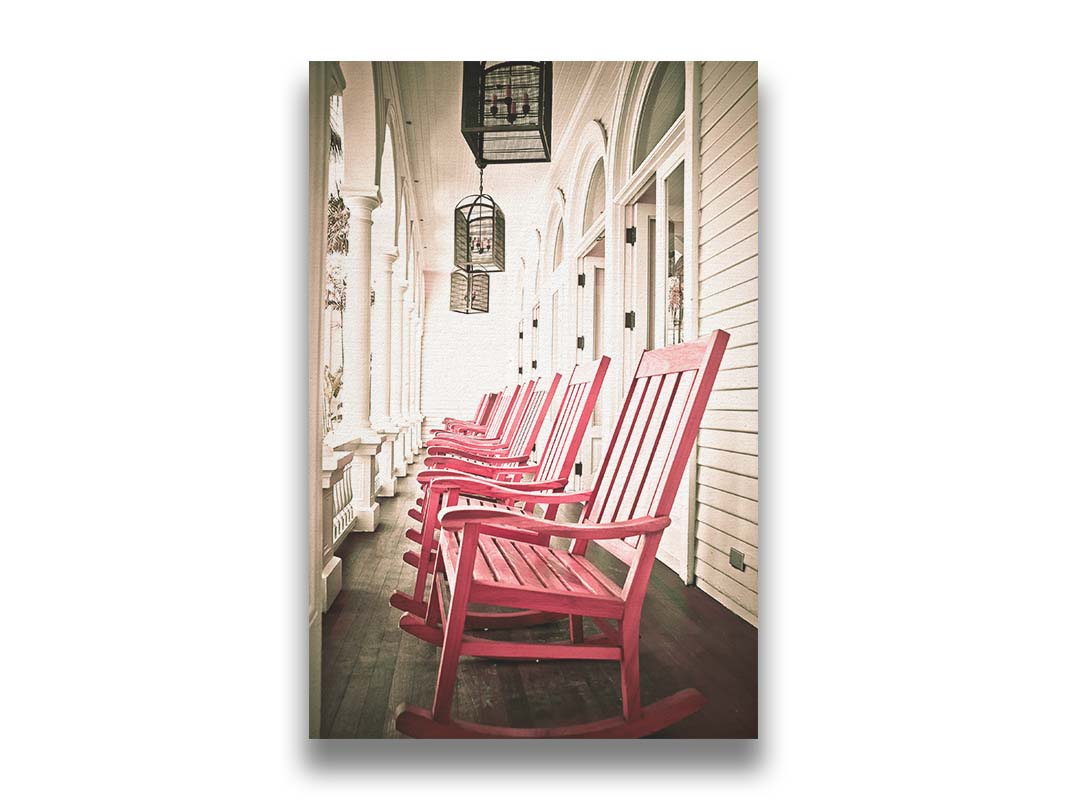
[440,390,498,433]
[394,331,730,738]
[390,357,610,621]
[424,381,524,445]
[423,372,560,471]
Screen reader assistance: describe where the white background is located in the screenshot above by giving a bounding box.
[2,2,1065,795]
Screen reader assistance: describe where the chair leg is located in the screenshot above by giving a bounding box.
[569,615,584,644]
[411,487,441,608]
[425,559,444,627]
[620,618,641,722]
[430,529,479,722]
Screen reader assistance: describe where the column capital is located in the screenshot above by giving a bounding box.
[374,247,400,271]
[339,188,379,219]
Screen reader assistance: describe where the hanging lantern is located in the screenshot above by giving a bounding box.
[454,169,506,272]
[449,268,490,314]
[461,61,552,168]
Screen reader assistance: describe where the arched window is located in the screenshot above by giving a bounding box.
[552,221,565,269]
[582,158,605,233]
[632,61,685,172]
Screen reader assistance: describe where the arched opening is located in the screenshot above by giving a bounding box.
[552,220,564,270]
[371,122,397,429]
[323,93,347,435]
[632,61,684,173]
[582,157,605,233]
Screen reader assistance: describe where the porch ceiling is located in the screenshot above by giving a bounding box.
[394,61,595,272]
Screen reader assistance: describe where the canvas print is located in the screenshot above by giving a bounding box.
[307,61,758,738]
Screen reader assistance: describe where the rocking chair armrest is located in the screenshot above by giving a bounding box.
[427,474,587,503]
[431,432,503,445]
[428,438,507,453]
[429,431,493,443]
[420,457,523,480]
[425,447,529,465]
[439,506,672,541]
[429,425,483,437]
[417,470,567,493]
[445,421,488,435]
[441,416,474,426]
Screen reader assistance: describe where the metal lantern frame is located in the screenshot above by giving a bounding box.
[461,61,553,168]
[449,267,490,314]
[454,172,506,273]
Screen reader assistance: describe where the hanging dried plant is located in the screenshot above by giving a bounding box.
[325,259,347,312]
[329,127,343,161]
[323,365,344,425]
[327,193,350,255]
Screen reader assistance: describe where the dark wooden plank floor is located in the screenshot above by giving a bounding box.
[321,450,758,738]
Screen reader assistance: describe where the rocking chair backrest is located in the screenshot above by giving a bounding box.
[580,332,730,568]
[496,380,535,445]
[472,392,494,427]
[534,356,612,483]
[506,374,561,458]
[484,384,520,440]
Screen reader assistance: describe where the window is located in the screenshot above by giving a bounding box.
[582,158,605,233]
[632,62,685,172]
[665,163,685,344]
[552,221,564,269]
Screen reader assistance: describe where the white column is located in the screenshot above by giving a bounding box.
[402,289,416,462]
[391,278,408,477]
[332,190,381,531]
[372,247,399,496]
[412,317,424,449]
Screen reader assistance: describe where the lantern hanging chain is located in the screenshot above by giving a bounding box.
[478,167,484,195]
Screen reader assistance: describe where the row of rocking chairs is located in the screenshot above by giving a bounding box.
[389,329,731,738]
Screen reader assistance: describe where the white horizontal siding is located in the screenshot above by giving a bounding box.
[694,61,759,627]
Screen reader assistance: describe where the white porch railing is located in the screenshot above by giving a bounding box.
[332,457,356,546]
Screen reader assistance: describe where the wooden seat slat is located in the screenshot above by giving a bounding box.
[520,542,588,595]
[442,532,624,602]
[507,540,569,593]
[545,548,619,598]
[479,536,520,584]
[492,536,543,588]
[473,547,495,584]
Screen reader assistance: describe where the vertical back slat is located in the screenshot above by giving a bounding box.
[539,382,580,478]
[588,375,652,524]
[624,371,683,521]
[606,373,667,523]
[632,370,694,519]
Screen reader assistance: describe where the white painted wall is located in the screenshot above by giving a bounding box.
[419,267,523,421]
[694,61,759,626]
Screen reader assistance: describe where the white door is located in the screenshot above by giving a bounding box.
[576,242,606,491]
[623,160,691,579]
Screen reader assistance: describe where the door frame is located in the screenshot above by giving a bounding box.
[574,225,605,491]
[609,66,702,583]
